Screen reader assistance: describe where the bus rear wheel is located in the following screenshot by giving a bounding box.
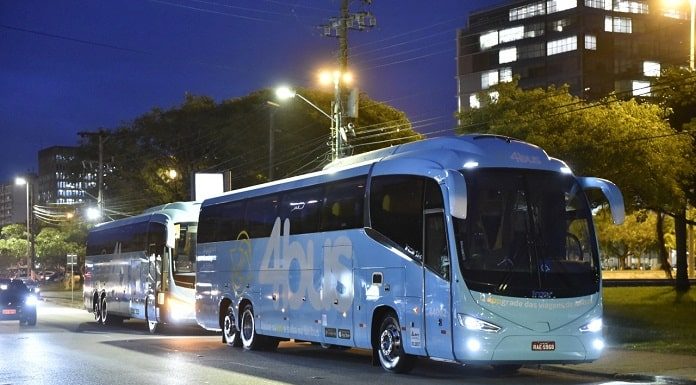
[223,306,242,347]
[377,312,415,373]
[240,304,277,351]
[93,295,103,324]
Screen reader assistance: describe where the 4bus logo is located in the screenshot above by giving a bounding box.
[258,217,354,313]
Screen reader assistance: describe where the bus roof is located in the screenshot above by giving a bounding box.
[202,135,568,207]
[91,201,200,231]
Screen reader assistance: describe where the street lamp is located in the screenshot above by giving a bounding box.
[14,176,34,278]
[275,85,341,160]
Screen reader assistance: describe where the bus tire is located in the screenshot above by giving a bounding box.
[93,294,103,324]
[145,296,160,334]
[377,312,415,373]
[100,297,109,325]
[240,304,265,351]
[223,306,242,347]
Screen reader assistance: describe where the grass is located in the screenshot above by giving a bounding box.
[603,286,696,355]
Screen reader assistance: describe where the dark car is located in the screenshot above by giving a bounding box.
[0,279,38,326]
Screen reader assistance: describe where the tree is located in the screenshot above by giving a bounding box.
[34,227,85,270]
[652,66,696,291]
[457,79,692,278]
[79,89,420,215]
[0,224,29,268]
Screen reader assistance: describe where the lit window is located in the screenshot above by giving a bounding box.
[643,61,660,77]
[585,0,610,9]
[481,70,499,89]
[585,34,597,50]
[605,16,632,33]
[480,31,499,49]
[551,19,570,32]
[510,1,545,21]
[547,0,577,14]
[499,47,517,63]
[499,26,524,43]
[614,1,648,14]
[500,67,513,82]
[489,91,500,103]
[547,36,577,55]
[632,80,651,96]
[469,94,481,109]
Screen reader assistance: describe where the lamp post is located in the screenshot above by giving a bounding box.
[690,0,695,70]
[14,176,34,278]
[266,101,281,181]
[319,70,353,161]
[275,86,337,158]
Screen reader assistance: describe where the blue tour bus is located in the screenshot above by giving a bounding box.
[84,201,199,333]
[194,135,624,373]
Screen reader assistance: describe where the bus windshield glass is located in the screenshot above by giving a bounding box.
[172,222,197,288]
[454,169,599,298]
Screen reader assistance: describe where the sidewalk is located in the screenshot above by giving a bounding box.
[544,348,696,384]
[40,290,696,383]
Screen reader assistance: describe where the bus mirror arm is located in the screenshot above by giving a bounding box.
[447,170,467,219]
[577,177,625,225]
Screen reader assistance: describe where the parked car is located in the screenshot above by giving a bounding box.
[0,279,38,326]
[39,270,55,281]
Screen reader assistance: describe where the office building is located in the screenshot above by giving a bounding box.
[457,0,691,111]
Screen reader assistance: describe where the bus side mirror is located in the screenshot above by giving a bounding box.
[447,170,467,220]
[577,177,625,225]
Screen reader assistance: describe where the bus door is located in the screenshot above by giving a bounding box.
[422,209,454,360]
[145,222,166,323]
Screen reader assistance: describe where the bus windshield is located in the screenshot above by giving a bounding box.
[172,222,197,288]
[454,169,599,298]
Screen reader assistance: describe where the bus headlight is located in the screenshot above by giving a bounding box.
[458,314,501,333]
[167,297,191,321]
[579,318,602,333]
[592,338,605,350]
[466,338,482,352]
[25,295,38,306]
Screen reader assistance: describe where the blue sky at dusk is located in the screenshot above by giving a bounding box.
[0,0,502,182]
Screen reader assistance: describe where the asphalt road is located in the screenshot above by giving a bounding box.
[0,301,664,385]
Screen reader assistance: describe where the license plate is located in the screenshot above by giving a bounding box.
[531,341,555,351]
[2,309,16,315]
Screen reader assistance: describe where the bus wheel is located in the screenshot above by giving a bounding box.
[100,297,109,325]
[223,306,242,347]
[377,312,415,373]
[93,296,103,324]
[145,296,160,334]
[240,304,264,350]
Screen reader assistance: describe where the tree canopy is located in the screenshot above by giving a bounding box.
[457,79,692,214]
[79,89,420,214]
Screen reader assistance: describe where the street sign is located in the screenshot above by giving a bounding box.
[67,254,77,266]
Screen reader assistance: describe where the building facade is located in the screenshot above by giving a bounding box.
[457,0,691,111]
[0,181,28,227]
[37,146,93,205]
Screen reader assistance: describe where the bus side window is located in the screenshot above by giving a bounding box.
[424,212,449,280]
[320,177,365,232]
[370,175,425,258]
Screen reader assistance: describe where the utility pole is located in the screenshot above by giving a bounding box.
[78,130,109,217]
[320,0,376,159]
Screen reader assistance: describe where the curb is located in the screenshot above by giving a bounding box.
[539,364,696,385]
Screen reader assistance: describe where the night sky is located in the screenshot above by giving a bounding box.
[0,0,501,182]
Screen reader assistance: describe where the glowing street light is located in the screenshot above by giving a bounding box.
[275,86,334,122]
